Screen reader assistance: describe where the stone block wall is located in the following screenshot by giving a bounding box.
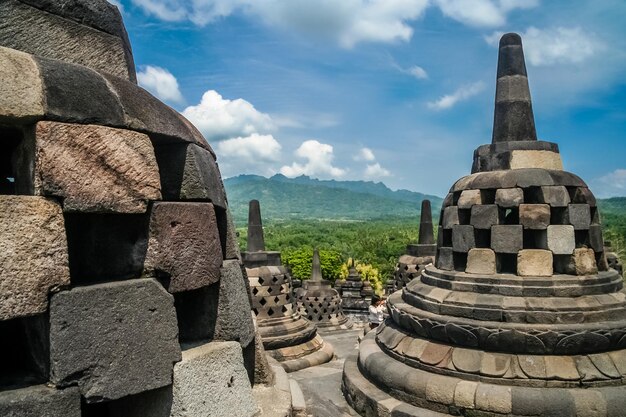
[0,10,260,415]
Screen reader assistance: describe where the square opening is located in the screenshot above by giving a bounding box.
[174,284,219,344]
[0,314,49,389]
[480,189,496,204]
[453,252,468,272]
[441,229,453,247]
[554,254,575,274]
[474,229,491,248]
[523,229,547,249]
[0,126,27,195]
[551,207,568,225]
[214,206,228,257]
[500,207,519,225]
[496,253,517,274]
[452,191,462,206]
[458,209,471,225]
[575,230,591,248]
[523,187,542,204]
[64,213,149,285]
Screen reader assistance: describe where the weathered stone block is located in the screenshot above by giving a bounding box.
[470,204,499,229]
[0,385,80,417]
[495,188,523,207]
[436,247,454,271]
[567,204,591,230]
[224,207,242,260]
[573,248,598,275]
[589,225,604,252]
[215,261,256,347]
[509,150,563,170]
[50,279,181,402]
[36,55,125,126]
[154,143,226,208]
[573,187,597,206]
[0,46,44,122]
[466,249,496,275]
[452,225,476,252]
[172,342,258,417]
[0,0,134,80]
[442,206,459,229]
[547,225,575,255]
[539,186,570,207]
[517,250,553,277]
[33,121,161,213]
[145,202,222,293]
[0,196,69,321]
[491,225,523,254]
[458,189,482,209]
[519,204,550,229]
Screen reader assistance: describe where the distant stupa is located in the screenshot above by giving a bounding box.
[335,258,374,318]
[242,200,334,372]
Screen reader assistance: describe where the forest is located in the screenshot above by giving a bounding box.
[236,201,626,293]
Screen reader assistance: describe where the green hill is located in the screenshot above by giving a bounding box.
[223,174,443,223]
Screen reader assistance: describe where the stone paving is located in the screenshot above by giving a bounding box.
[290,327,364,417]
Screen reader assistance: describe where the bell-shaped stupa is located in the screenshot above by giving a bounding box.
[243,200,334,372]
[342,33,626,417]
[391,199,437,292]
[297,249,354,330]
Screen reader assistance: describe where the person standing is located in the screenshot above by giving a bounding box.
[368,295,385,330]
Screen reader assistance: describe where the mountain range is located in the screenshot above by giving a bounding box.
[223,174,443,223]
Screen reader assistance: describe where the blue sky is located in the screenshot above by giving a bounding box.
[112,0,626,198]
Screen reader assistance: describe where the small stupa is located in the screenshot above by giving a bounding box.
[335,259,374,318]
[391,199,437,291]
[297,249,353,330]
[243,200,334,372]
[342,33,626,417]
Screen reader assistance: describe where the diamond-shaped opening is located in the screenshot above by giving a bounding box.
[274,296,280,303]
[258,277,264,285]
[252,288,259,296]
[267,287,273,294]
[267,307,275,316]
[259,298,267,306]
[272,276,279,283]
[281,305,288,313]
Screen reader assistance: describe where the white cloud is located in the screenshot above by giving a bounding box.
[137,65,184,104]
[364,163,391,179]
[594,169,626,198]
[182,90,275,142]
[407,65,428,79]
[131,0,430,47]
[280,140,346,178]
[486,27,604,67]
[434,0,537,28]
[216,133,282,163]
[354,147,376,162]
[427,81,485,110]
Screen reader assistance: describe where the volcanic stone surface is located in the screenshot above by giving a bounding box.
[0,385,80,417]
[31,121,161,213]
[145,202,223,293]
[49,279,181,402]
[0,196,69,321]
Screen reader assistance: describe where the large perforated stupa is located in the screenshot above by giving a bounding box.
[342,33,626,417]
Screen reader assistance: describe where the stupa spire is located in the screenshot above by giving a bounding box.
[246,199,265,252]
[492,32,537,143]
[417,199,434,245]
[311,248,323,281]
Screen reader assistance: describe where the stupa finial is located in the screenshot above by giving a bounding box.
[492,32,537,143]
[418,199,434,245]
[246,200,265,252]
[311,248,323,281]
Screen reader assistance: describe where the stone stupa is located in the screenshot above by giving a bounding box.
[335,259,374,318]
[297,249,354,330]
[391,199,437,292]
[243,200,334,372]
[343,33,626,417]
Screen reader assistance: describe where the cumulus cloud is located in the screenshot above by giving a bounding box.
[594,169,626,198]
[216,133,282,163]
[137,66,184,104]
[434,0,538,28]
[486,26,604,66]
[182,90,275,142]
[427,81,485,110]
[280,140,346,178]
[354,147,376,162]
[364,163,391,179]
[131,0,431,47]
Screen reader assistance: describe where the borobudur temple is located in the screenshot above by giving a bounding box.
[342,32,626,417]
[243,200,335,372]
